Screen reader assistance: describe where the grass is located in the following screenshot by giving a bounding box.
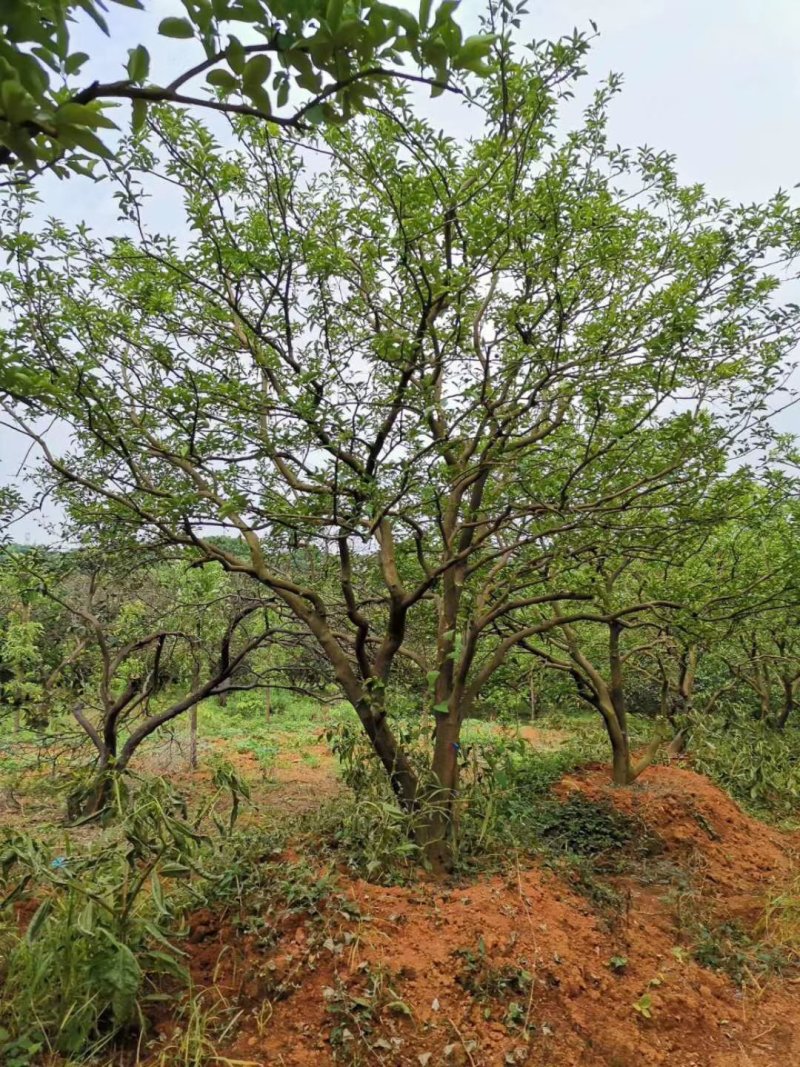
[759,877,800,966]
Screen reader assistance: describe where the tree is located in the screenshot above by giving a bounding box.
[0,0,492,183]
[0,567,45,732]
[2,550,282,813]
[3,38,800,864]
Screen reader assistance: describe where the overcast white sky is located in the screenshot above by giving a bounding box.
[3,0,800,540]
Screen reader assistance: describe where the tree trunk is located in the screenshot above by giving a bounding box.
[189,662,200,769]
[420,709,462,871]
[357,698,419,813]
[607,623,632,784]
[776,678,794,729]
[529,671,538,721]
[189,705,198,769]
[608,718,632,786]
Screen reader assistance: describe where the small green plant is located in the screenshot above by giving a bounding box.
[325,967,412,1065]
[454,938,532,1030]
[0,1027,45,1067]
[633,993,653,1019]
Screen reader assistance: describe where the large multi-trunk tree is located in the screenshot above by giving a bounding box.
[3,37,800,864]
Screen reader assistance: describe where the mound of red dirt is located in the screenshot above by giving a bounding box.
[558,762,796,917]
[153,766,800,1067]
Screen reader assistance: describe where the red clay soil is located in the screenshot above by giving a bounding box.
[148,765,800,1067]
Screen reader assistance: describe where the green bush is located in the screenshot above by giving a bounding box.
[688,708,800,823]
[0,766,252,1061]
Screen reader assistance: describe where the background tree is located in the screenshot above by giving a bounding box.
[3,551,283,813]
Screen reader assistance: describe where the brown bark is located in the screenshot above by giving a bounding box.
[776,677,795,730]
[189,705,198,769]
[189,662,200,769]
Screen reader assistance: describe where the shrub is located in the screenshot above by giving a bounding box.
[688,708,800,822]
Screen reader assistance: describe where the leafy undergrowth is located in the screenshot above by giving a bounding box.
[687,708,800,827]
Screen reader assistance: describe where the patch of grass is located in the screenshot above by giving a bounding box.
[668,882,797,986]
[691,920,792,985]
[761,877,800,963]
[146,985,250,1067]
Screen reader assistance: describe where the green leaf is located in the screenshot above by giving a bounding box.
[207,68,238,91]
[65,51,90,76]
[126,44,150,83]
[242,53,271,93]
[432,701,449,714]
[54,103,119,130]
[11,52,50,96]
[25,899,53,941]
[326,0,344,30]
[158,17,194,39]
[633,993,653,1019]
[0,79,36,122]
[305,102,335,125]
[455,34,494,72]
[131,98,148,133]
[59,125,115,159]
[226,36,246,75]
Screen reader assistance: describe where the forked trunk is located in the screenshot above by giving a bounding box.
[603,701,662,785]
[667,729,687,757]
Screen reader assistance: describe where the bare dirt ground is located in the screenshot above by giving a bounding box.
[145,762,800,1067]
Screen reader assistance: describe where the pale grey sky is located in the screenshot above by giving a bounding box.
[3,0,800,540]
